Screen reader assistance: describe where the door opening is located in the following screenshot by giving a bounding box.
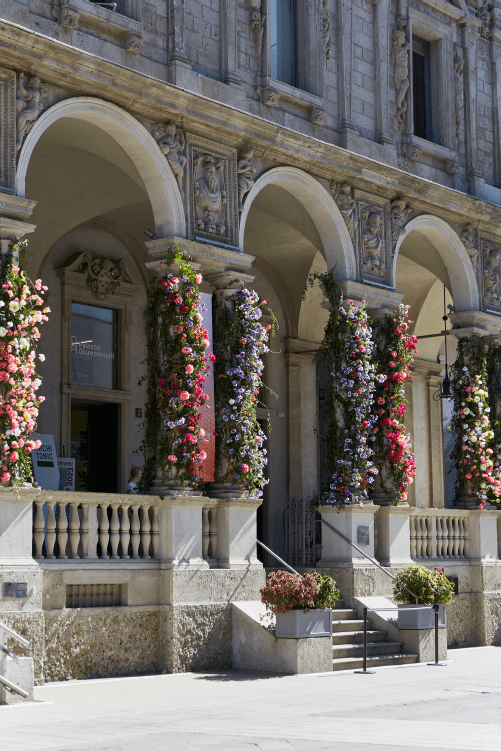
[70,399,119,493]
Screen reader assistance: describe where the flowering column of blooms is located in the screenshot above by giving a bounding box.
[451,336,501,508]
[213,288,272,497]
[0,240,49,486]
[372,304,417,504]
[309,272,381,506]
[141,250,214,491]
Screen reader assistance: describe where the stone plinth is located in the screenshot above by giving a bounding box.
[157,496,213,569]
[215,497,263,569]
[316,503,379,566]
[376,505,413,567]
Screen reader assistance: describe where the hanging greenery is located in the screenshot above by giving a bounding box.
[487,342,501,490]
[307,271,381,506]
[372,305,417,504]
[212,288,273,497]
[450,335,501,508]
[140,249,213,492]
[0,240,49,486]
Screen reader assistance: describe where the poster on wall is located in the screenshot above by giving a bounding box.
[199,292,215,482]
[57,458,75,491]
[30,434,60,490]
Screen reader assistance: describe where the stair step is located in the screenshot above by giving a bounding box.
[332,619,373,632]
[331,609,358,620]
[331,630,388,645]
[332,653,419,671]
[332,641,404,659]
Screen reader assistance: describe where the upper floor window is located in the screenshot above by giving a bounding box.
[412,36,435,143]
[270,0,298,88]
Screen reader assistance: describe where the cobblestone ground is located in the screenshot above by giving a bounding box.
[1,647,500,751]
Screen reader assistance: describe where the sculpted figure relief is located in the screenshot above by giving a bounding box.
[237,148,256,212]
[16,73,48,154]
[362,209,384,277]
[483,244,500,306]
[322,0,331,62]
[194,155,227,235]
[391,18,410,133]
[154,123,186,196]
[454,45,464,143]
[461,224,478,270]
[331,182,357,242]
[390,197,411,252]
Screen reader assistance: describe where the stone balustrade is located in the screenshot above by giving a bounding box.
[33,492,160,561]
[410,510,470,560]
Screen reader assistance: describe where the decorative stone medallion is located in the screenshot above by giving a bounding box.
[185,134,239,248]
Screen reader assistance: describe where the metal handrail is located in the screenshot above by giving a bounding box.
[257,539,302,577]
[0,620,31,699]
[319,515,419,604]
[0,621,30,648]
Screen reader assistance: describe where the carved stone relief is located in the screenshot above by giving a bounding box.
[60,8,80,29]
[63,252,140,300]
[247,0,266,34]
[153,122,186,197]
[331,182,357,242]
[460,223,479,271]
[263,89,280,107]
[185,134,239,247]
[16,73,49,155]
[361,209,385,277]
[391,17,410,133]
[321,0,332,63]
[0,68,16,191]
[454,44,464,145]
[311,107,327,126]
[237,148,256,213]
[390,196,411,252]
[355,191,392,284]
[478,1,491,39]
[482,241,501,307]
[126,33,144,55]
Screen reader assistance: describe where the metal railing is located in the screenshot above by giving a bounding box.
[0,621,31,700]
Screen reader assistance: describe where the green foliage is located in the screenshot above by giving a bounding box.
[393,564,455,605]
[311,570,340,609]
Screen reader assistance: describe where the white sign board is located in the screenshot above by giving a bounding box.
[30,434,60,490]
[57,458,75,492]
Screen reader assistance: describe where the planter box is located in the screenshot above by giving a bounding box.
[276,608,332,638]
[397,603,446,630]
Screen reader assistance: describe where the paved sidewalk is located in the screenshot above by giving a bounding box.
[1,647,501,750]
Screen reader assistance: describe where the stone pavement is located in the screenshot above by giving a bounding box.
[1,647,500,751]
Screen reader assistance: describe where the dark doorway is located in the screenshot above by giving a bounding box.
[70,400,119,493]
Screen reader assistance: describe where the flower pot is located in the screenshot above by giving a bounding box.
[276,608,332,638]
[397,603,446,630]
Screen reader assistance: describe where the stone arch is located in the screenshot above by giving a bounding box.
[393,215,479,312]
[16,97,185,239]
[239,166,357,280]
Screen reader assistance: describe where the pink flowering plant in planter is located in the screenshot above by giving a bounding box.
[0,240,49,486]
[372,304,417,504]
[393,564,454,606]
[141,249,214,490]
[260,570,340,615]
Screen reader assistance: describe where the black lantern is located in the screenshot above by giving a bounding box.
[433,286,453,401]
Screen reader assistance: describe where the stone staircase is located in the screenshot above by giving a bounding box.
[331,600,419,671]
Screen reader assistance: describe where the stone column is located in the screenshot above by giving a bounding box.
[490,4,501,187]
[338,0,357,147]
[168,0,191,86]
[460,17,482,196]
[373,0,393,147]
[220,0,242,88]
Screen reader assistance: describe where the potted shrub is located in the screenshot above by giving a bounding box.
[260,570,339,638]
[393,564,455,629]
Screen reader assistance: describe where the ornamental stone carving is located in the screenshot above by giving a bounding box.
[0,68,16,191]
[311,107,327,126]
[454,44,464,144]
[391,17,410,133]
[263,89,280,107]
[321,0,332,63]
[460,224,479,271]
[361,209,385,277]
[61,253,141,300]
[331,182,357,242]
[126,33,144,55]
[237,148,256,213]
[16,73,49,155]
[478,1,491,39]
[247,0,265,33]
[483,242,500,307]
[390,196,411,252]
[60,7,80,29]
[185,134,239,247]
[153,122,186,197]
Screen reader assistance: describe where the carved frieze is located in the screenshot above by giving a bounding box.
[390,196,411,252]
[16,73,49,156]
[331,182,357,243]
[355,191,392,284]
[237,148,256,213]
[0,68,16,191]
[185,134,239,247]
[391,17,410,133]
[482,240,501,308]
[461,224,479,272]
[153,122,186,197]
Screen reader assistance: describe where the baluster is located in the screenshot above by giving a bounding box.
[93,584,99,607]
[202,507,210,561]
[151,506,159,559]
[109,503,120,559]
[410,515,417,558]
[33,500,46,558]
[80,504,89,558]
[436,516,443,558]
[414,517,421,558]
[140,505,151,559]
[446,517,454,558]
[57,503,69,559]
[46,500,57,559]
[99,504,110,559]
[119,504,131,559]
[463,517,469,558]
[85,584,91,608]
[426,516,433,558]
[452,517,460,558]
[458,518,465,557]
[69,503,81,559]
[418,516,426,558]
[209,508,218,562]
[130,504,141,559]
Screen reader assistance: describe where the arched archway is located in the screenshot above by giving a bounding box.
[17,97,185,239]
[393,215,479,312]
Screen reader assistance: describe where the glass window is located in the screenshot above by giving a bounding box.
[270,0,298,87]
[71,303,117,389]
[413,37,433,142]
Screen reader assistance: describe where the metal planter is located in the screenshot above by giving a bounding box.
[397,603,446,630]
[276,608,332,638]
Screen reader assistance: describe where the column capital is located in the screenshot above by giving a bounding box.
[284,337,319,366]
[338,280,404,313]
[145,236,255,278]
[449,310,501,338]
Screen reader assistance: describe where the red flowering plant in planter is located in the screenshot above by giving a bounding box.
[141,249,214,491]
[260,570,339,615]
[0,240,49,486]
[372,304,417,504]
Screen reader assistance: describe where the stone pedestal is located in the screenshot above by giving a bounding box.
[375,505,413,567]
[215,497,263,569]
[468,509,501,561]
[156,496,211,569]
[316,503,379,566]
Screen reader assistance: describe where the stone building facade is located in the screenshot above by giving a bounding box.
[1,0,501,679]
